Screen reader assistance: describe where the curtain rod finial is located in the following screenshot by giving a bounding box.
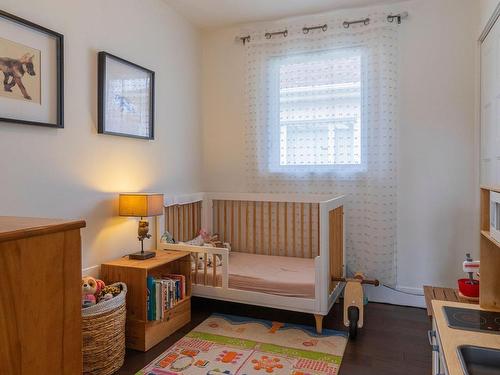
[236,35,251,45]
[387,11,408,24]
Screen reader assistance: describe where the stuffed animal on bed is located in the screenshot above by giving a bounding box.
[181,234,205,247]
[185,231,231,270]
[161,231,175,244]
[180,228,211,247]
[191,252,223,270]
[191,252,205,270]
[208,254,223,267]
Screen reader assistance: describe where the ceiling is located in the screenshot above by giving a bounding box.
[163,0,404,29]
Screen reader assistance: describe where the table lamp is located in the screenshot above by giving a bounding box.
[119,193,164,260]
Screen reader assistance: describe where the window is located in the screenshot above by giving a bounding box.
[269,49,362,170]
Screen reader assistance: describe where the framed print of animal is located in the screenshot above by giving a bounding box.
[98,52,155,140]
[0,10,63,128]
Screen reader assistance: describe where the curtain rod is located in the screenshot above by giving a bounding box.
[343,17,370,28]
[303,23,327,34]
[265,29,288,39]
[236,12,408,45]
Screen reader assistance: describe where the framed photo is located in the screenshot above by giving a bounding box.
[0,10,63,128]
[98,52,155,140]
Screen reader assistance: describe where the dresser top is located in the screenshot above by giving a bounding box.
[0,216,86,242]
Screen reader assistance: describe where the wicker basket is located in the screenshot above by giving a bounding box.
[82,282,127,375]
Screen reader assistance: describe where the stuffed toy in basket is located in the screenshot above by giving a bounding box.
[82,281,127,375]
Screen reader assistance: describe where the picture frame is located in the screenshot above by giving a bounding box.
[0,9,64,128]
[98,52,155,140]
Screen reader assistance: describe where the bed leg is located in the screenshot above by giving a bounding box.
[314,314,323,334]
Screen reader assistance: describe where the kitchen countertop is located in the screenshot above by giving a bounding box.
[432,300,500,374]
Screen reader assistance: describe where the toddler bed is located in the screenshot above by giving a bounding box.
[155,192,345,333]
[191,251,316,298]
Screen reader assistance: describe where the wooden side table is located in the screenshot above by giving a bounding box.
[101,250,192,351]
[423,285,478,318]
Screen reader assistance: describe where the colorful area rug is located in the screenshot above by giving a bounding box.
[137,313,348,375]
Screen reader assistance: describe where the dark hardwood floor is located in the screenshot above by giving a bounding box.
[119,297,431,375]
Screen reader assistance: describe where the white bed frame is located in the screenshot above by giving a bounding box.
[155,192,345,333]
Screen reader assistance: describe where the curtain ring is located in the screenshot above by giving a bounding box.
[322,24,328,32]
[343,21,350,29]
[302,27,309,34]
[363,18,369,25]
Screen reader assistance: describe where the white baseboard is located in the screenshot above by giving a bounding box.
[364,284,426,308]
[82,265,100,278]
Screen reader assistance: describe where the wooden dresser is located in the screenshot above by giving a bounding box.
[0,216,86,374]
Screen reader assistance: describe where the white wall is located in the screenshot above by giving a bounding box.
[0,0,483,301]
[396,0,478,291]
[201,0,479,294]
[0,0,202,271]
[480,0,499,31]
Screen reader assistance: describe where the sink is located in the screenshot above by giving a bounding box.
[458,346,500,375]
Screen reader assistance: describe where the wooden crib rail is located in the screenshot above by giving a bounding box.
[164,201,202,242]
[160,194,343,282]
[212,200,320,259]
[329,205,344,293]
[162,243,229,288]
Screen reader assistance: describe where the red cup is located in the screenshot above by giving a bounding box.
[458,278,480,298]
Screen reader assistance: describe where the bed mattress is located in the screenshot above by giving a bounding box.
[192,251,315,298]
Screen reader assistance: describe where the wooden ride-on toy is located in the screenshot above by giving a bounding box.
[332,273,380,339]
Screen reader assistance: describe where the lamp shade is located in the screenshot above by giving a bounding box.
[119,193,164,217]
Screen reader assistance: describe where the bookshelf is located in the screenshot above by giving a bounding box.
[479,187,500,311]
[101,250,192,351]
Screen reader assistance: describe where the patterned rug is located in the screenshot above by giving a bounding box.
[137,313,348,375]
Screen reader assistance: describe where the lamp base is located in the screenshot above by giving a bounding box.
[129,251,156,260]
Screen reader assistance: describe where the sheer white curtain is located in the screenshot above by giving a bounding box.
[243,13,399,285]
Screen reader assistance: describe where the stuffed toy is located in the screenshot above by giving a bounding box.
[205,234,231,267]
[191,252,222,269]
[99,284,123,302]
[161,231,175,244]
[204,233,231,251]
[185,231,231,270]
[191,252,205,270]
[199,229,212,242]
[207,254,223,268]
[181,234,205,247]
[82,276,105,308]
[183,229,216,246]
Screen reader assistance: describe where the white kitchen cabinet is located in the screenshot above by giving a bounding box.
[430,318,449,375]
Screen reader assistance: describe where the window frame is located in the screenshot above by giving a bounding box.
[265,47,367,176]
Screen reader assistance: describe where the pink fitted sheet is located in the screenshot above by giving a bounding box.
[192,251,315,298]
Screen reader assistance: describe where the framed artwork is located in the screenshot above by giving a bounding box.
[0,10,64,128]
[98,52,155,140]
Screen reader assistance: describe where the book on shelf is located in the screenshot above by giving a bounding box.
[146,274,186,321]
